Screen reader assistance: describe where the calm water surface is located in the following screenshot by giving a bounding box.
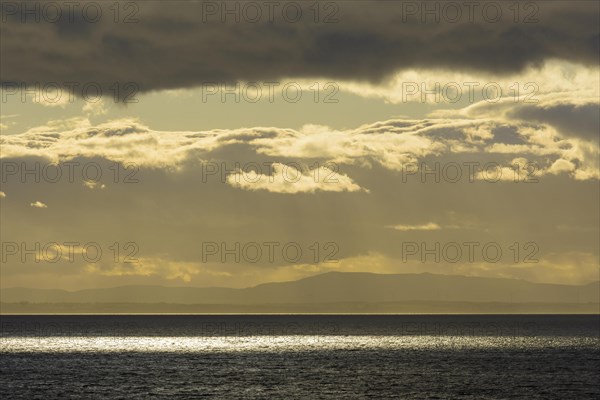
[1,315,599,399]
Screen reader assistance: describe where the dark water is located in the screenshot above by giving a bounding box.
[1,315,599,399]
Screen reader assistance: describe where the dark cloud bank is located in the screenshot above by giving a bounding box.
[1,0,599,95]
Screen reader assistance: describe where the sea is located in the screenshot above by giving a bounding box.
[1,315,599,399]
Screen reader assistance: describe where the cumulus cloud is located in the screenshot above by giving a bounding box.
[227,162,365,193]
[548,159,577,175]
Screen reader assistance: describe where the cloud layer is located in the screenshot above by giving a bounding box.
[3,97,597,182]
[2,1,599,95]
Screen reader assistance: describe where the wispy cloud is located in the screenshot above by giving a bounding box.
[30,201,48,209]
[387,222,441,231]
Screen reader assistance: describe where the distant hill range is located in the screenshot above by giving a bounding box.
[2,272,599,314]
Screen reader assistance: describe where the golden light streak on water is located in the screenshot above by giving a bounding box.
[2,335,598,353]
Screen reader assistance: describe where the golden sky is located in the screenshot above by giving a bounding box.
[0,1,598,291]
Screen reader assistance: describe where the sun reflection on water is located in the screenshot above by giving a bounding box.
[2,335,598,353]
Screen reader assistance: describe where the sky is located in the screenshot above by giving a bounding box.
[0,0,599,291]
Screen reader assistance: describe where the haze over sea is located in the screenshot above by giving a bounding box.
[1,315,599,399]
